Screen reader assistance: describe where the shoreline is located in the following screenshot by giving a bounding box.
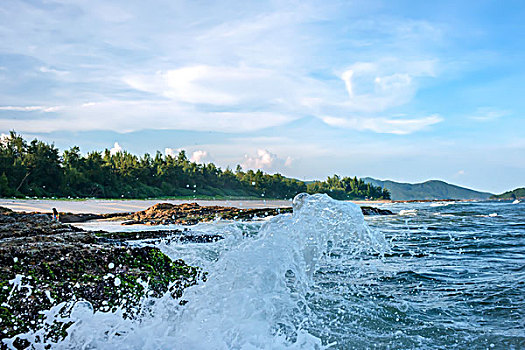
[0,197,499,215]
[0,197,391,214]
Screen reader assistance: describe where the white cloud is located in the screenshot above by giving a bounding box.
[0,133,9,146]
[0,105,62,112]
[123,64,313,109]
[0,100,299,133]
[243,149,276,169]
[110,142,123,155]
[242,149,292,171]
[469,108,509,122]
[190,150,211,164]
[39,66,69,76]
[338,59,436,113]
[164,148,176,157]
[0,2,444,138]
[322,115,443,135]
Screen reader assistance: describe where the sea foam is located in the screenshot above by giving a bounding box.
[13,193,387,350]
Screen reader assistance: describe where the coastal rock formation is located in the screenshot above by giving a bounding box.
[113,202,393,226]
[118,202,293,225]
[0,209,201,348]
[360,206,395,216]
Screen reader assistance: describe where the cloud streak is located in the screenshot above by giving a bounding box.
[321,115,443,135]
[0,105,62,112]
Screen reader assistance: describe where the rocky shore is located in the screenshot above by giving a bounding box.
[58,202,393,226]
[0,207,202,349]
[0,201,392,348]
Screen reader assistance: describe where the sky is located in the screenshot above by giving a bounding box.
[0,0,523,194]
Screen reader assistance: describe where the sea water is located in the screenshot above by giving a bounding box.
[10,194,525,349]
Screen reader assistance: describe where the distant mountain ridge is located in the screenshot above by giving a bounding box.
[362,178,493,201]
[491,188,525,200]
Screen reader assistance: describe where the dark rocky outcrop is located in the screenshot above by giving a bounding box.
[0,209,201,348]
[360,206,394,216]
[58,212,127,223]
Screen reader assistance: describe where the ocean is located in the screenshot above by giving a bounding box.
[15,194,525,349]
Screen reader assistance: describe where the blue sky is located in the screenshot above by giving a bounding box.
[0,0,523,193]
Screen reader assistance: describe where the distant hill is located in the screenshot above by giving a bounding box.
[491,188,525,200]
[362,178,493,201]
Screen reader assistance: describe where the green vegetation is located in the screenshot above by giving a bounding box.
[0,132,305,199]
[0,132,390,200]
[491,188,525,200]
[307,175,390,200]
[362,177,493,201]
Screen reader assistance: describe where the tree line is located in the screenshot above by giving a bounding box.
[307,175,391,200]
[0,132,390,200]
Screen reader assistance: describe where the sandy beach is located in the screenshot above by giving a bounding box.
[0,198,392,214]
[0,198,294,214]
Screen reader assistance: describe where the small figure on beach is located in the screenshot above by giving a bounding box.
[52,208,59,222]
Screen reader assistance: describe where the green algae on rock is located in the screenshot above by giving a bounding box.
[0,208,201,349]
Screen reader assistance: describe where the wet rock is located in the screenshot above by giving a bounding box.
[360,206,394,216]
[0,211,201,348]
[94,229,223,243]
[58,212,125,223]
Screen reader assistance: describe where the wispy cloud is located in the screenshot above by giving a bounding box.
[0,0,522,191]
[0,100,298,133]
[0,105,62,112]
[338,59,436,113]
[469,108,509,122]
[322,115,443,135]
[0,1,444,136]
[39,66,69,76]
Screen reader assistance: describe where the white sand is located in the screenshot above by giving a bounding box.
[0,198,294,214]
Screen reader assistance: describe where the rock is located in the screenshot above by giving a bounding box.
[58,212,125,223]
[0,206,13,214]
[360,206,394,215]
[114,203,392,226]
[94,229,223,243]
[114,203,294,226]
[0,211,201,348]
[58,213,101,223]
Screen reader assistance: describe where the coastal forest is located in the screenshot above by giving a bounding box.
[0,132,390,200]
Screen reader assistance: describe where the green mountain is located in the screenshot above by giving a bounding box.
[362,178,493,201]
[491,188,525,200]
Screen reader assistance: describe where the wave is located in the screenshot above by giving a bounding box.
[429,202,456,207]
[14,193,387,350]
[399,209,418,216]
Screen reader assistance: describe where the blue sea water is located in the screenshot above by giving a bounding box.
[14,195,525,349]
[309,200,525,349]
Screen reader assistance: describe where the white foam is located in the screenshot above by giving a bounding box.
[13,193,387,350]
[399,209,418,216]
[429,202,454,207]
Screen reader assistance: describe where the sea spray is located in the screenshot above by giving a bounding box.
[15,193,387,349]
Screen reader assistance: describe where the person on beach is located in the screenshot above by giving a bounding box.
[52,208,59,222]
